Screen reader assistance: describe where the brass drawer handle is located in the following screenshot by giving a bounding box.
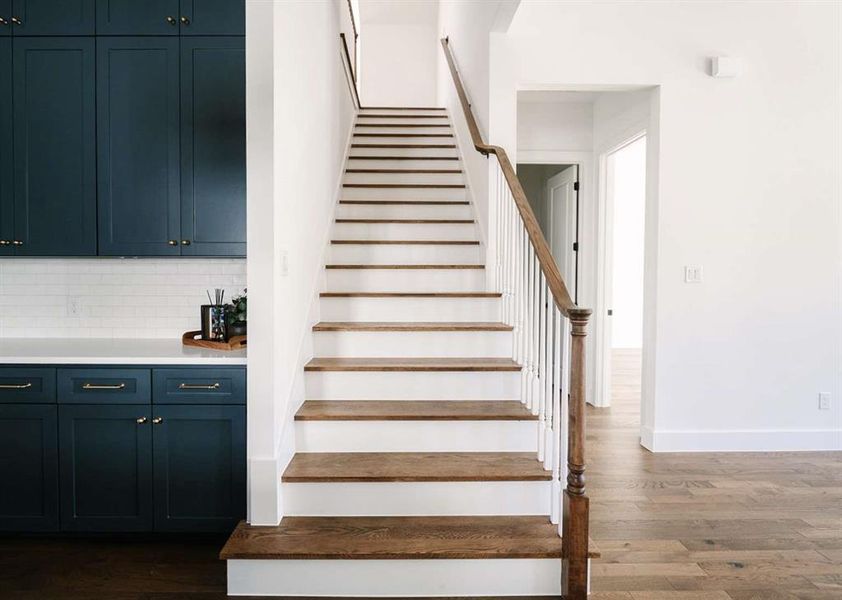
[136,417,148,424]
[178,382,221,390]
[0,382,33,390]
[152,417,163,425]
[82,382,126,390]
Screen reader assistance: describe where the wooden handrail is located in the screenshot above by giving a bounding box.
[340,33,362,110]
[439,38,587,322]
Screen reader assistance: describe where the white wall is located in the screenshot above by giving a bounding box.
[359,0,438,106]
[0,259,245,338]
[609,137,646,349]
[491,0,842,451]
[518,96,593,153]
[246,0,356,524]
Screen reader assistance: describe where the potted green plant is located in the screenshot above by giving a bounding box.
[225,289,247,339]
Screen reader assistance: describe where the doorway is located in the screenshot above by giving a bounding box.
[599,134,646,412]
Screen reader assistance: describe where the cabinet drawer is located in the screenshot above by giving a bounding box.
[153,368,245,404]
[0,367,55,403]
[58,368,151,404]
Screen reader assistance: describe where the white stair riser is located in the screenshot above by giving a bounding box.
[319,296,502,322]
[295,419,537,452]
[313,330,511,358]
[336,203,472,220]
[332,222,475,240]
[354,125,451,135]
[283,480,549,516]
[351,146,457,158]
[347,158,460,170]
[305,371,520,400]
[325,268,485,292]
[227,558,561,596]
[356,116,450,126]
[343,171,464,185]
[328,243,481,265]
[342,186,466,200]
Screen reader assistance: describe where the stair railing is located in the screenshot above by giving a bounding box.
[441,37,592,599]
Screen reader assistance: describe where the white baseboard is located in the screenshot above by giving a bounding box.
[646,428,842,452]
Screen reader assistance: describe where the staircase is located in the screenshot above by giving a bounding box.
[221,106,594,596]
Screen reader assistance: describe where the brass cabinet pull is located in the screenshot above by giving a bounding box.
[0,17,8,26]
[180,16,190,26]
[166,16,177,25]
[10,16,21,25]
[178,382,220,390]
[0,240,9,246]
[180,240,191,246]
[136,417,148,424]
[0,382,33,390]
[152,417,163,424]
[167,240,178,246]
[82,382,126,390]
[11,240,23,246]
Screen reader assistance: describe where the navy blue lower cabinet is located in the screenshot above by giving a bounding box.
[152,404,245,532]
[0,404,59,531]
[58,404,153,532]
[13,37,96,256]
[180,37,246,257]
[0,37,11,254]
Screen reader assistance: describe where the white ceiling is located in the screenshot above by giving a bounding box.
[359,0,439,26]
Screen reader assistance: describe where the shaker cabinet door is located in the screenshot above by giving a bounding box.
[0,38,11,254]
[97,37,181,256]
[12,37,96,256]
[0,404,59,531]
[10,0,95,35]
[58,404,153,532]
[0,0,10,36]
[180,37,245,257]
[152,404,245,532]
[96,0,179,35]
[179,0,244,36]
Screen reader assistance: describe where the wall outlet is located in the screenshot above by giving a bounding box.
[819,392,831,410]
[66,296,82,317]
[684,266,703,283]
[280,250,289,277]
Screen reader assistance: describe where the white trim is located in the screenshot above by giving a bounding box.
[647,428,842,453]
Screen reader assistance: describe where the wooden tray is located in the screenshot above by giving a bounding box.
[182,331,247,351]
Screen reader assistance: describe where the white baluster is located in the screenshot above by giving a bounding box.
[552,306,563,529]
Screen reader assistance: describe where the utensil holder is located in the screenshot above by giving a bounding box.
[200,305,227,341]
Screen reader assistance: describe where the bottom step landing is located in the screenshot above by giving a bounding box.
[221,516,598,597]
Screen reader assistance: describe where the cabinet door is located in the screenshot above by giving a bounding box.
[10,0,95,35]
[0,38,11,254]
[59,404,153,531]
[12,37,96,256]
[0,404,59,531]
[97,37,181,256]
[180,37,245,257]
[0,0,9,35]
[152,405,245,532]
[96,0,179,35]
[180,0,244,36]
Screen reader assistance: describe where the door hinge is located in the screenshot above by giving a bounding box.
[607,309,613,316]
[573,181,580,191]
[573,242,579,252]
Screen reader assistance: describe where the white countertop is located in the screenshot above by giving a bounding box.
[0,338,247,365]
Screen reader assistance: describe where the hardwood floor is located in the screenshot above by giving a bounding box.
[1,348,839,599]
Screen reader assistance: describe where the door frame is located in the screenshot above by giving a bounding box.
[593,130,647,410]
[545,165,579,301]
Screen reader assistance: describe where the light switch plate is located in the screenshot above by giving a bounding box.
[819,393,831,410]
[684,266,703,283]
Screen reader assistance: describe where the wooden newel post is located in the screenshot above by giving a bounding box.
[562,308,591,599]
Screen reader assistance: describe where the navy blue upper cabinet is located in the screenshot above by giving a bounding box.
[0,0,10,35]
[180,0,244,36]
[96,0,179,35]
[152,404,245,532]
[0,38,11,254]
[180,37,245,256]
[0,404,59,531]
[59,404,154,532]
[97,37,181,256]
[13,37,96,256]
[10,0,95,35]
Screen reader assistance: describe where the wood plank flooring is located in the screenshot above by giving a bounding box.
[1,348,839,599]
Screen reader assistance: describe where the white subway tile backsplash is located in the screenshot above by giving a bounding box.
[0,259,246,339]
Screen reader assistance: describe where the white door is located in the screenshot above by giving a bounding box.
[546,166,578,297]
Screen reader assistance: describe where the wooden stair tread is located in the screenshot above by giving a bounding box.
[313,321,512,332]
[325,264,484,269]
[221,516,600,560]
[345,169,462,173]
[363,106,445,110]
[319,292,502,298]
[295,400,537,421]
[357,114,449,119]
[335,218,473,223]
[353,133,454,137]
[348,156,459,160]
[331,239,479,245]
[352,144,456,149]
[342,183,466,188]
[282,452,550,482]
[354,123,451,128]
[339,200,469,205]
[304,357,521,372]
